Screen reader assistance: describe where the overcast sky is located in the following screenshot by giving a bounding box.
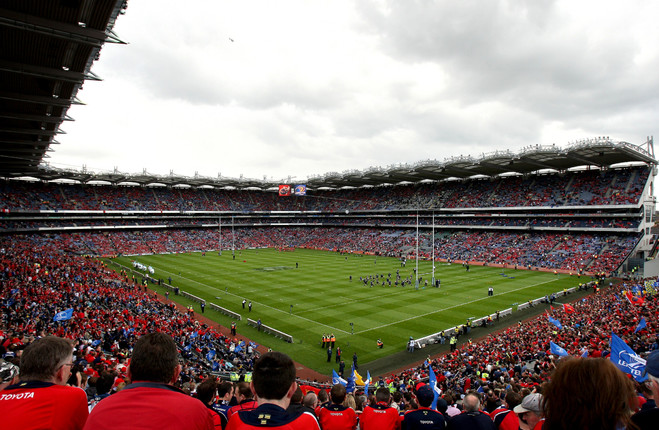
[50,0,659,183]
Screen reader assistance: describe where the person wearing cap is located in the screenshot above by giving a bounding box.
[632,350,659,430]
[0,336,89,430]
[401,384,446,429]
[513,393,543,430]
[446,391,494,430]
[0,359,19,391]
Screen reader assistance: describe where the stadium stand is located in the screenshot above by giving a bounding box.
[2,1,656,427]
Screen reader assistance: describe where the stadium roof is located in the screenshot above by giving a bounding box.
[24,137,656,190]
[0,3,655,191]
[0,0,126,176]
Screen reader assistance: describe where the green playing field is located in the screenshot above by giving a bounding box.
[111,248,586,375]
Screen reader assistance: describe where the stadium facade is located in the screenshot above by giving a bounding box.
[0,2,657,277]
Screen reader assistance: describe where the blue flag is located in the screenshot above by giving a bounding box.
[548,315,563,330]
[428,365,440,410]
[206,350,216,361]
[364,371,371,397]
[634,317,647,333]
[332,370,347,386]
[550,341,568,357]
[53,308,73,322]
[346,366,356,393]
[610,333,647,382]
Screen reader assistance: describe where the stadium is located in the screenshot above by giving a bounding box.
[1,2,658,429]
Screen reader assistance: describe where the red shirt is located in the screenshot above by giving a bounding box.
[317,403,358,430]
[227,399,259,420]
[0,381,88,430]
[360,403,401,430]
[83,381,213,430]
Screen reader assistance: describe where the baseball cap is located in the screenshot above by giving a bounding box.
[415,385,434,407]
[0,360,19,383]
[643,350,659,378]
[514,393,542,414]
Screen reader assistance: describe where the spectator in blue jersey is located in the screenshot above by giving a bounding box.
[196,378,226,429]
[226,351,319,430]
[447,392,495,430]
[402,384,446,429]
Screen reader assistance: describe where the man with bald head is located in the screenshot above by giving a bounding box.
[447,391,495,430]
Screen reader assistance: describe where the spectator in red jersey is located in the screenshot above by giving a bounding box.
[226,382,258,420]
[317,383,358,430]
[225,351,319,430]
[0,336,89,430]
[360,387,401,430]
[513,393,544,430]
[84,332,213,430]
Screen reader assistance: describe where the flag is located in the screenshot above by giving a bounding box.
[550,341,568,357]
[346,366,356,393]
[634,317,647,333]
[563,303,575,313]
[294,184,307,196]
[53,308,73,322]
[206,350,216,361]
[548,315,563,330]
[278,185,291,196]
[428,364,441,410]
[625,291,645,306]
[580,347,589,358]
[353,369,365,386]
[610,333,647,382]
[364,371,371,397]
[332,370,347,386]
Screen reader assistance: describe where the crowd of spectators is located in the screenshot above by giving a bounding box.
[0,227,637,275]
[0,166,648,212]
[1,231,657,428]
[0,238,261,386]
[0,214,640,232]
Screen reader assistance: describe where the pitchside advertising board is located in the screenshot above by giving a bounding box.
[278,184,306,196]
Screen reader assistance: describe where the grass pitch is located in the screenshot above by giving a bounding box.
[111,248,585,375]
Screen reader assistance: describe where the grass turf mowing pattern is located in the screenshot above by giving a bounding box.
[112,248,585,375]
